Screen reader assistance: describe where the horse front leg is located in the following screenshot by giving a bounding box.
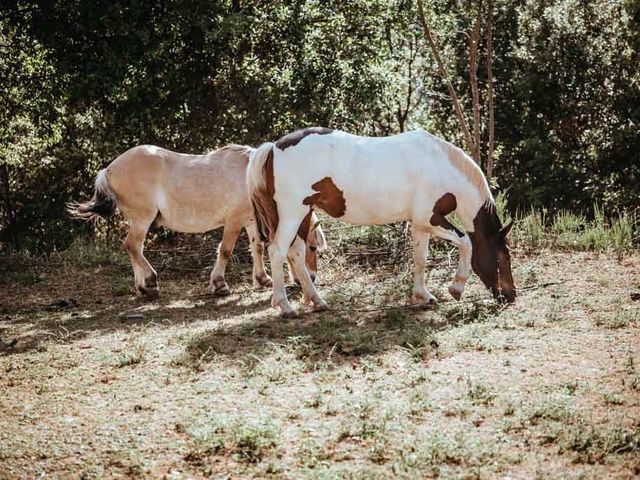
[245,222,272,289]
[268,219,305,317]
[210,223,241,296]
[123,218,158,299]
[411,226,437,306]
[427,224,472,301]
[287,236,327,311]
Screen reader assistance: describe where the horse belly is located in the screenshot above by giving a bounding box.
[339,188,412,225]
[155,192,226,233]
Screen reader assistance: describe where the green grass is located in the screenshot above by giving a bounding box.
[185,416,279,464]
[466,378,496,406]
[503,200,638,256]
[557,423,640,464]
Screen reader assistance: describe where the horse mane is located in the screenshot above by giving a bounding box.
[436,138,493,206]
[211,144,255,159]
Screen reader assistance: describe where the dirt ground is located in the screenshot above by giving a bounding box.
[0,243,639,479]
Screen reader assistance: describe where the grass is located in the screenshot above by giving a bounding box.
[184,416,280,465]
[0,212,639,478]
[114,342,146,368]
[556,424,640,464]
[507,202,638,256]
[595,309,638,329]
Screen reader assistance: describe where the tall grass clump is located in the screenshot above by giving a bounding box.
[610,212,635,260]
[496,193,637,257]
[551,211,585,248]
[579,205,636,257]
[513,209,546,249]
[579,204,609,252]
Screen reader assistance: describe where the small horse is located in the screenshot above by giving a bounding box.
[248,127,515,317]
[69,144,326,298]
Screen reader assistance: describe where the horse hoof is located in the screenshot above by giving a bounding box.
[313,302,329,312]
[214,285,231,297]
[138,286,159,300]
[254,276,273,288]
[448,285,463,301]
[280,308,299,319]
[411,293,437,307]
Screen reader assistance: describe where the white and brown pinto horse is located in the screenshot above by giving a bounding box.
[248,127,515,317]
[69,144,326,298]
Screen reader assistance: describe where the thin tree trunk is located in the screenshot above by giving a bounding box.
[469,3,482,164]
[416,0,476,156]
[0,163,15,228]
[486,0,496,179]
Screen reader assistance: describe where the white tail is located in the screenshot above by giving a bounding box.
[246,142,278,242]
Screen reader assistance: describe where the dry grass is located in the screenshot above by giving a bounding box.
[0,236,639,479]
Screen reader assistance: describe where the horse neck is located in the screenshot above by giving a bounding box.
[453,187,493,234]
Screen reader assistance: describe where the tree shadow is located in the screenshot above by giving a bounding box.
[174,300,504,368]
[0,286,275,356]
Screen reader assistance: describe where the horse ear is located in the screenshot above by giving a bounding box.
[501,220,514,238]
[310,219,322,232]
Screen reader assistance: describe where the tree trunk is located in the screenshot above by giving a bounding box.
[486,0,496,179]
[469,3,482,164]
[0,163,15,229]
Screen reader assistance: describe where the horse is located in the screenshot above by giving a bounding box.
[247,127,515,317]
[68,144,326,299]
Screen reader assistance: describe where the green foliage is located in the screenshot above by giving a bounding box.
[0,0,639,251]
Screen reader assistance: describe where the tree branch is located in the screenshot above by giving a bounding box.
[416,0,476,156]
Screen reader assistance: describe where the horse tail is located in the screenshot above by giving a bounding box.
[247,142,278,242]
[67,169,117,221]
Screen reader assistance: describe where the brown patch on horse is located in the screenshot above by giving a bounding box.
[297,209,314,242]
[303,177,346,218]
[275,127,333,151]
[430,193,464,237]
[219,247,232,261]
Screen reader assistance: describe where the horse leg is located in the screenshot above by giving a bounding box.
[426,224,472,301]
[245,222,272,288]
[287,236,327,311]
[268,219,305,317]
[411,226,437,305]
[210,223,242,296]
[123,218,158,299]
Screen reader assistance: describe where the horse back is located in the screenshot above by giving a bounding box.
[106,145,254,232]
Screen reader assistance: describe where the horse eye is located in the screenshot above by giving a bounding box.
[309,246,317,252]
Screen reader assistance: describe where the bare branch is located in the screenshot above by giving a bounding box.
[416,0,476,156]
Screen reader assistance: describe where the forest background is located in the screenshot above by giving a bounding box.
[1,0,638,251]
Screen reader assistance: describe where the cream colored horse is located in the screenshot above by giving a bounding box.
[69,144,325,298]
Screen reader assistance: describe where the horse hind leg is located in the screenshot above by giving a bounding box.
[123,217,158,299]
[245,222,272,288]
[210,223,242,296]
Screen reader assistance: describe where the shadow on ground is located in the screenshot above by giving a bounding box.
[174,299,505,368]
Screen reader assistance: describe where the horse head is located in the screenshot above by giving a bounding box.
[469,205,516,303]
